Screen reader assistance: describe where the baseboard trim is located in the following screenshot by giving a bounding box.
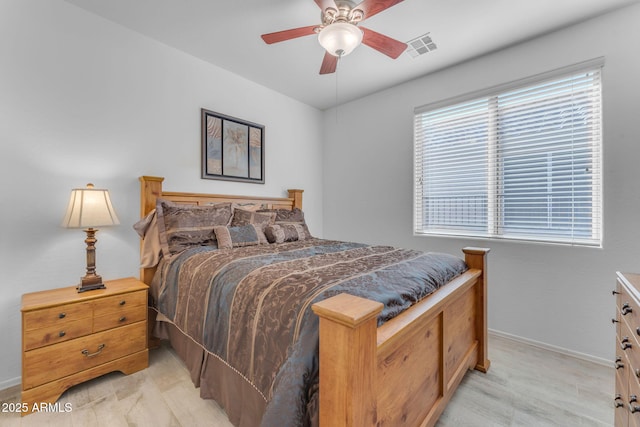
[489,329,611,367]
[0,376,20,391]
[0,379,20,399]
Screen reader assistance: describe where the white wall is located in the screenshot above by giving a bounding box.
[323,3,640,362]
[0,0,323,389]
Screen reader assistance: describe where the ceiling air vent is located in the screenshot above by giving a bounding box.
[406,33,437,58]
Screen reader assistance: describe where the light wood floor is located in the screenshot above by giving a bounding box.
[0,334,613,426]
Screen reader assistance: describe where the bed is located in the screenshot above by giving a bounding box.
[138,175,490,427]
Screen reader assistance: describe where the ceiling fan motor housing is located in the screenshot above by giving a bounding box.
[321,0,364,27]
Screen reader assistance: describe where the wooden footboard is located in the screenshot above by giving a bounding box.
[312,247,489,427]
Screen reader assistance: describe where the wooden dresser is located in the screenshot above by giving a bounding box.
[21,277,148,415]
[614,272,640,426]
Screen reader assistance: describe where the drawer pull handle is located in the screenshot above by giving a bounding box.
[630,396,640,414]
[613,318,620,324]
[119,300,126,306]
[81,344,105,358]
[636,368,640,378]
[621,337,632,350]
[622,303,633,315]
[119,316,127,322]
[59,312,66,319]
[615,356,625,369]
[59,331,66,338]
[614,290,620,295]
[616,394,625,408]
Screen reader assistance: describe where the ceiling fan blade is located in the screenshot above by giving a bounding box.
[354,0,404,20]
[261,25,318,44]
[361,26,407,59]
[319,52,338,74]
[314,0,337,10]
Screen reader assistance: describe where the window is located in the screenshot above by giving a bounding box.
[414,60,602,246]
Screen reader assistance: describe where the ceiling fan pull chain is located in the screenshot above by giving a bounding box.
[335,55,340,123]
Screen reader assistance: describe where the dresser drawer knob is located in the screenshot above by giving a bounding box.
[119,300,126,306]
[81,343,105,358]
[616,394,625,408]
[59,331,66,338]
[613,318,620,324]
[615,356,625,369]
[621,337,633,350]
[622,303,633,315]
[614,290,621,295]
[636,368,640,379]
[119,316,127,322]
[59,312,66,319]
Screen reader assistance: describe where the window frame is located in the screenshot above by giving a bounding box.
[413,58,603,247]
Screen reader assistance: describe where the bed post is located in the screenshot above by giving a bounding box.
[288,189,303,210]
[140,176,164,217]
[312,293,383,427]
[462,247,490,373]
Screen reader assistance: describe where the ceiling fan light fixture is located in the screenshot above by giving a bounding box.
[318,22,363,57]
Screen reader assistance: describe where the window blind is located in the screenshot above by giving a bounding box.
[414,63,602,246]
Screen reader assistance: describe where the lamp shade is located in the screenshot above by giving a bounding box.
[318,22,363,57]
[61,183,120,229]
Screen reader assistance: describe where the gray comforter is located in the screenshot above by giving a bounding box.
[151,238,467,426]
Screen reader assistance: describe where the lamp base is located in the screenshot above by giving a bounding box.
[76,227,107,293]
[77,274,106,293]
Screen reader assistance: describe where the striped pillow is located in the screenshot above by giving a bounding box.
[264,223,311,244]
[213,224,268,249]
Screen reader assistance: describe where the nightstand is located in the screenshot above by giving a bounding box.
[21,277,148,415]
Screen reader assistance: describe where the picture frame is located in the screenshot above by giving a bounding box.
[201,108,265,183]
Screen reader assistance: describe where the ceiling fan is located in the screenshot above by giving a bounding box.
[261,0,408,75]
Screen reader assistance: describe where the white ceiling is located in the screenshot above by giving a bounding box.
[65,0,638,110]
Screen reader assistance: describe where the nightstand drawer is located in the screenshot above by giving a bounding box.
[23,321,146,389]
[23,318,92,351]
[94,290,146,317]
[23,302,91,331]
[93,305,146,333]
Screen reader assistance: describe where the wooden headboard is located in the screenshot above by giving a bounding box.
[138,176,304,283]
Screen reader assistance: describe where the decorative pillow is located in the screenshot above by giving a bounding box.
[156,199,233,256]
[258,207,312,240]
[230,208,275,228]
[258,208,305,223]
[264,223,311,244]
[133,209,162,268]
[213,224,268,249]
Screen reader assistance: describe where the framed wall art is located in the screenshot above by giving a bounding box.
[201,108,265,183]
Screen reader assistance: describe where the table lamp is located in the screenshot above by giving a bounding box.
[61,183,120,292]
